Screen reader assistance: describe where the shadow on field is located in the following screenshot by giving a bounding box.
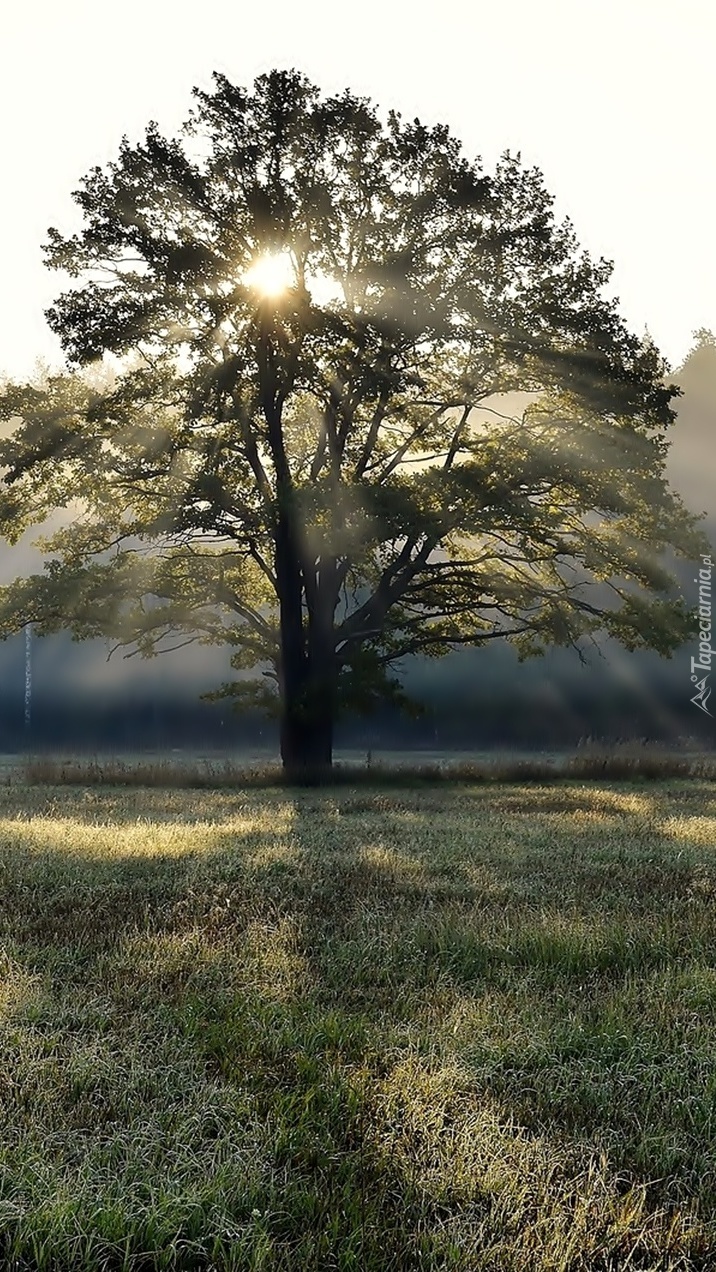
[1,781,716,1266]
[0,779,711,986]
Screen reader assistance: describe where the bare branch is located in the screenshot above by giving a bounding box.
[353,385,391,480]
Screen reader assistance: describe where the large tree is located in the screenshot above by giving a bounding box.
[0,70,707,776]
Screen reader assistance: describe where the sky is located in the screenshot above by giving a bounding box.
[1,0,715,378]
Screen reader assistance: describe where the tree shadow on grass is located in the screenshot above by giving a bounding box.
[1,782,716,1266]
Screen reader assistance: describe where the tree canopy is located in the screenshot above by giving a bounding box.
[0,69,707,776]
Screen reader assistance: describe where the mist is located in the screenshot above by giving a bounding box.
[1,336,714,752]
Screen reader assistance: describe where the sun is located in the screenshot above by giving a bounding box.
[242,250,344,307]
[242,250,295,297]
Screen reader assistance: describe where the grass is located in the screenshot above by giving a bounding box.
[0,779,716,1266]
[15,741,716,788]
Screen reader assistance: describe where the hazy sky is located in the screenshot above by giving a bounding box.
[2,0,714,377]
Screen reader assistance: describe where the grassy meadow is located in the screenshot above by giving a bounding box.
[1,775,716,1267]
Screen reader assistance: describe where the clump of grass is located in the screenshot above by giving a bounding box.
[21,754,273,789]
[565,749,711,781]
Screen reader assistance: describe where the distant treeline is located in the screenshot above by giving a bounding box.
[1,689,710,752]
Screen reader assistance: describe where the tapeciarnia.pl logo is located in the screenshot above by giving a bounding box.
[691,554,713,716]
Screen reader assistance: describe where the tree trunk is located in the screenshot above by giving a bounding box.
[279,617,337,784]
[258,309,339,784]
[280,696,334,782]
